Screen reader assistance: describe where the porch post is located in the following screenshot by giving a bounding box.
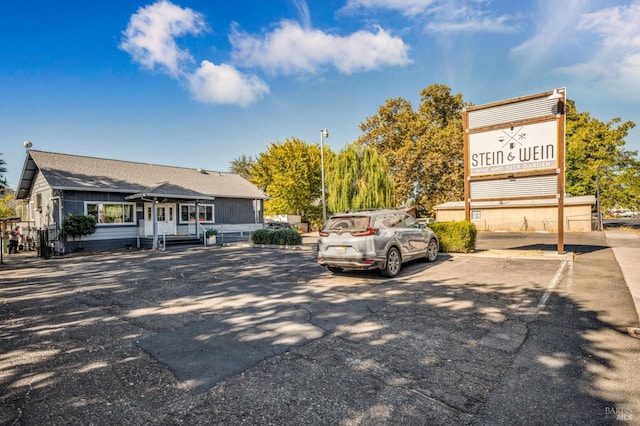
[195,201,200,238]
[152,198,158,250]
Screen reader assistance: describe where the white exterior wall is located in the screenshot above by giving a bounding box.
[29,171,56,230]
[435,202,593,232]
[79,225,138,241]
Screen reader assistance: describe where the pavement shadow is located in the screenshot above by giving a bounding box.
[512,242,609,254]
[476,231,610,255]
[0,246,637,424]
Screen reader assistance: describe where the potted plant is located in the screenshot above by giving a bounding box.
[206,228,217,245]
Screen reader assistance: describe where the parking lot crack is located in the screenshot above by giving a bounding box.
[478,319,529,353]
[408,386,473,415]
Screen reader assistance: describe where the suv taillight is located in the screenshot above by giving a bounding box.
[352,227,378,237]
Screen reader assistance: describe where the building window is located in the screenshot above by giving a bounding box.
[180,204,215,223]
[86,202,135,224]
[471,210,482,221]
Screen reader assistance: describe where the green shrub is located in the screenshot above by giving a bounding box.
[429,221,477,253]
[251,229,270,244]
[62,213,97,238]
[62,213,98,251]
[251,228,302,245]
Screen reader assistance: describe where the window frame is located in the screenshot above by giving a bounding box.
[179,203,215,224]
[85,202,136,225]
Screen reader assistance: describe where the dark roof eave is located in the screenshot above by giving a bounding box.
[124,193,268,201]
[125,193,216,201]
[219,194,270,200]
[54,186,141,194]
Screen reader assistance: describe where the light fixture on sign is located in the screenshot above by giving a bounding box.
[547,88,563,100]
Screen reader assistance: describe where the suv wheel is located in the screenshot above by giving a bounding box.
[328,266,343,274]
[426,238,438,262]
[381,247,401,277]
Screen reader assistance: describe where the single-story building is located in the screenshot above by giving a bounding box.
[15,150,269,253]
[434,195,596,232]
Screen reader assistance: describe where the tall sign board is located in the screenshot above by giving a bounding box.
[463,89,567,253]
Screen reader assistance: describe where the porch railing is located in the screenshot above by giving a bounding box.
[199,222,208,247]
[206,223,263,244]
[157,223,166,251]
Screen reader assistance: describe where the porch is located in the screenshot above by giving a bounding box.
[138,234,204,250]
[137,224,263,249]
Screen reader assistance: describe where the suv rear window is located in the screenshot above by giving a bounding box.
[372,212,412,229]
[322,216,370,233]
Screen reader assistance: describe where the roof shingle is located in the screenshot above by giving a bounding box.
[18,150,268,200]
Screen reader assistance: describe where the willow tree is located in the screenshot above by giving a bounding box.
[250,138,334,221]
[356,97,418,204]
[326,143,395,213]
[357,83,465,215]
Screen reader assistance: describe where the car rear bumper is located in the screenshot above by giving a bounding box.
[317,256,385,270]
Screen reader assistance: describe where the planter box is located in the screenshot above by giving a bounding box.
[207,236,217,245]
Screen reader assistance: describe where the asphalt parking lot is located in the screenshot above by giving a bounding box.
[1,231,639,425]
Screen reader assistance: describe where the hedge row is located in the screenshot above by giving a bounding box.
[251,228,303,245]
[428,221,477,253]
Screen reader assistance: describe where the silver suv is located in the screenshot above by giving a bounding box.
[317,210,439,277]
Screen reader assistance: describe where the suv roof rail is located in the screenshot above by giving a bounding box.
[346,207,397,213]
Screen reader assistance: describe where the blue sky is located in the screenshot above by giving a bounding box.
[2,0,639,189]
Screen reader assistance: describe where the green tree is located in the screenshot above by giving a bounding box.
[413,85,465,211]
[0,192,16,219]
[565,100,638,212]
[250,138,333,221]
[229,154,255,180]
[326,143,395,212]
[356,97,417,201]
[0,153,15,217]
[358,83,465,216]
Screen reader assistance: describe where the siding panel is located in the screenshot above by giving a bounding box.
[467,97,560,129]
[471,175,558,199]
[215,198,262,224]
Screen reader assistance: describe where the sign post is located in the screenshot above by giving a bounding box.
[463,89,567,254]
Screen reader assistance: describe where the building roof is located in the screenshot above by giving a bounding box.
[434,195,596,210]
[16,150,268,201]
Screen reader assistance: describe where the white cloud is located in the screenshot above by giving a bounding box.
[121,1,269,106]
[229,20,411,75]
[120,0,206,76]
[188,61,270,106]
[343,0,437,17]
[292,0,312,29]
[426,13,516,33]
[120,0,411,106]
[509,0,587,73]
[557,3,640,100]
[343,0,518,33]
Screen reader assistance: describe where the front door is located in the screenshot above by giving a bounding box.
[144,203,176,236]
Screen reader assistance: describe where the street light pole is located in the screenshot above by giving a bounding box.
[320,128,329,223]
[596,166,604,231]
